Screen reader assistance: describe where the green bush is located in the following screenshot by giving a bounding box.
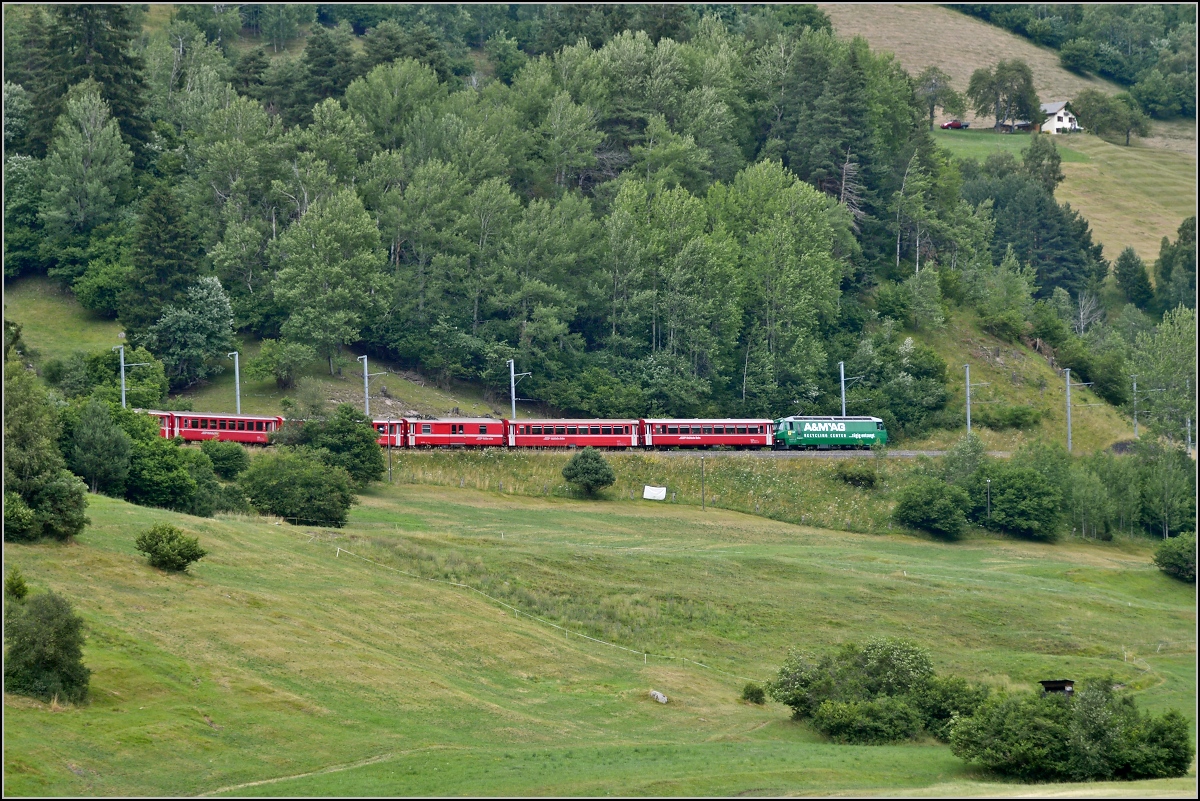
[893,477,970,540]
[239,448,356,527]
[768,638,934,722]
[913,675,990,742]
[1153,532,1196,582]
[291,404,384,489]
[5,567,29,601]
[200,439,250,480]
[951,682,1194,781]
[3,591,91,703]
[980,464,1062,540]
[813,697,922,745]
[834,459,877,488]
[980,309,1026,343]
[974,404,1042,431]
[742,682,766,704]
[213,482,253,514]
[134,523,208,572]
[562,447,616,496]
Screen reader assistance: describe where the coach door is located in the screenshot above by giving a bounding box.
[449,422,465,447]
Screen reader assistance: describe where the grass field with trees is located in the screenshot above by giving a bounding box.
[3,4,1196,795]
[3,485,1194,796]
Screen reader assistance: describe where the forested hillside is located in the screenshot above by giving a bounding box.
[3,4,1195,444]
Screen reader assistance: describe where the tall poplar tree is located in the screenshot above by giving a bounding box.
[38,81,133,250]
[270,189,387,373]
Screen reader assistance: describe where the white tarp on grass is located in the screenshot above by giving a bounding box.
[643,485,667,501]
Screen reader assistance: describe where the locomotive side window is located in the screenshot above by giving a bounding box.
[876,421,883,430]
[601,425,611,435]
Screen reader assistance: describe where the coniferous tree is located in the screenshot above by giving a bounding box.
[1114,246,1154,310]
[69,398,132,495]
[118,184,204,341]
[29,5,151,167]
[1155,217,1196,312]
[232,48,269,100]
[300,24,356,117]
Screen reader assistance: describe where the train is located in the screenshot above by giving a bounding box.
[141,410,888,450]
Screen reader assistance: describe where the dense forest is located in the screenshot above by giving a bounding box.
[2,4,1195,444]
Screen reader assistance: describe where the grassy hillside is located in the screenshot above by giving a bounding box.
[820,4,1123,115]
[4,486,1194,796]
[2,277,532,420]
[934,129,1197,264]
[907,310,1132,454]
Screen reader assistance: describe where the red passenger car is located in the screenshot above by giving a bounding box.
[372,420,405,448]
[142,410,176,439]
[407,418,506,448]
[506,419,640,448]
[640,418,773,449]
[173,413,284,444]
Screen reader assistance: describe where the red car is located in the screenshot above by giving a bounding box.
[940,119,970,129]
[641,419,773,449]
[507,419,640,448]
[171,412,285,444]
[407,418,506,448]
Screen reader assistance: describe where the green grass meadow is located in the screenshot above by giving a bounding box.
[4,482,1195,796]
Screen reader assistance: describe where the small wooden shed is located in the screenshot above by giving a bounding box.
[1039,679,1075,696]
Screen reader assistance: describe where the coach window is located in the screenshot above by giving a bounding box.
[255,421,263,431]
[666,425,676,434]
[566,426,577,435]
[601,425,611,435]
[479,425,488,434]
[265,421,273,431]
[703,425,713,434]
[737,426,746,434]
[422,424,431,434]
[217,420,226,430]
[714,426,724,434]
[555,426,566,435]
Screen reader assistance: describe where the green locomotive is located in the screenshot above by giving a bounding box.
[773,416,888,450]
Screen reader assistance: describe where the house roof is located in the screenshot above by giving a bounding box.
[1041,101,1070,114]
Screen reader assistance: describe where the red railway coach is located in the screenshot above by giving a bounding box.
[641,418,773,449]
[506,419,640,448]
[172,412,284,444]
[142,410,176,439]
[407,418,507,448]
[372,420,405,447]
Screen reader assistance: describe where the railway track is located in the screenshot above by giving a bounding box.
[649,449,1012,459]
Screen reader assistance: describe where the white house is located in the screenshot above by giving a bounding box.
[1040,101,1081,134]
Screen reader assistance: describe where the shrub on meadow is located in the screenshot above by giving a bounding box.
[135,523,208,572]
